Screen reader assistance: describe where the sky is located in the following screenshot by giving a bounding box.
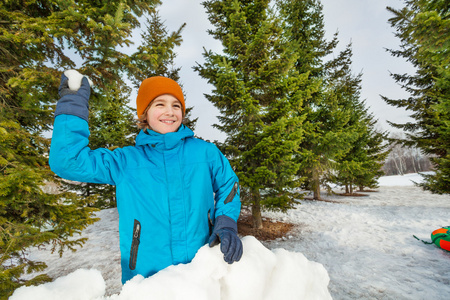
[142,0,415,142]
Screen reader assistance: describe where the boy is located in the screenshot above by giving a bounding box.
[49,73,243,283]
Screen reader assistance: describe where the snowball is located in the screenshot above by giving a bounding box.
[64,69,93,91]
[10,269,105,300]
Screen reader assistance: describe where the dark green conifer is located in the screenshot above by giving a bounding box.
[325,45,389,193]
[384,0,449,193]
[280,0,358,200]
[196,0,307,228]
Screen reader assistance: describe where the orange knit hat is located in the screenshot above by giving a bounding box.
[136,76,185,117]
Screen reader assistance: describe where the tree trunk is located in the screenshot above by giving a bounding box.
[393,155,402,175]
[349,183,353,194]
[252,198,263,229]
[345,184,349,194]
[312,167,321,200]
[412,155,418,173]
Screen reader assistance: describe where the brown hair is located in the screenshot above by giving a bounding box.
[136,104,152,131]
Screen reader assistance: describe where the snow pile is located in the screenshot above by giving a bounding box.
[11,236,331,300]
[11,269,105,300]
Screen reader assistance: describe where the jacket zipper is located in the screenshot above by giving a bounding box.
[129,219,141,270]
[208,209,213,235]
[224,182,239,204]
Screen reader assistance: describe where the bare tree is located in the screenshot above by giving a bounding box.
[383,133,433,175]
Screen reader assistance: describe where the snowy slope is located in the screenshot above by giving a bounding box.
[12,173,450,299]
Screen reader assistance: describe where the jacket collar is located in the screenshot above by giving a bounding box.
[135,124,194,150]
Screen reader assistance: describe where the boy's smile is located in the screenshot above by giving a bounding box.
[146,94,183,134]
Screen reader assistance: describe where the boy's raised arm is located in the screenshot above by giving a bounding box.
[49,72,118,185]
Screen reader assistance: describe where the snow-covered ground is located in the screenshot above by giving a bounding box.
[12,173,450,300]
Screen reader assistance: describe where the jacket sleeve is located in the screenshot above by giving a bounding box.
[211,146,241,222]
[49,114,122,185]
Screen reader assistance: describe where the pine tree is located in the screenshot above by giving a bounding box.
[302,46,360,199]
[0,0,158,296]
[277,0,337,76]
[0,120,99,297]
[196,0,306,228]
[280,0,358,200]
[129,12,184,84]
[325,45,389,193]
[353,125,390,191]
[332,104,389,193]
[384,0,450,193]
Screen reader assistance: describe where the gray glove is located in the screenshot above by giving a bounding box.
[55,73,91,121]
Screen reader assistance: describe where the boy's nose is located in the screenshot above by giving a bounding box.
[164,106,174,115]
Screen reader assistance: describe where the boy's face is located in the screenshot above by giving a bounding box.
[146,94,183,134]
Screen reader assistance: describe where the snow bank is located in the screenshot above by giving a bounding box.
[10,269,105,300]
[377,172,431,186]
[11,236,331,300]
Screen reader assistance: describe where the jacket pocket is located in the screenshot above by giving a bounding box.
[224,182,239,204]
[129,219,141,270]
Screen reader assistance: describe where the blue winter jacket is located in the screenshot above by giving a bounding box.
[49,114,241,283]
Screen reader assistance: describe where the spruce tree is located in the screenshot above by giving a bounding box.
[196,0,306,228]
[302,45,359,199]
[0,120,99,297]
[280,0,357,200]
[384,0,449,193]
[325,45,389,193]
[332,101,389,193]
[353,124,390,191]
[0,0,158,296]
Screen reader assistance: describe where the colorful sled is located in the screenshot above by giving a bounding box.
[414,226,450,252]
[431,227,450,251]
